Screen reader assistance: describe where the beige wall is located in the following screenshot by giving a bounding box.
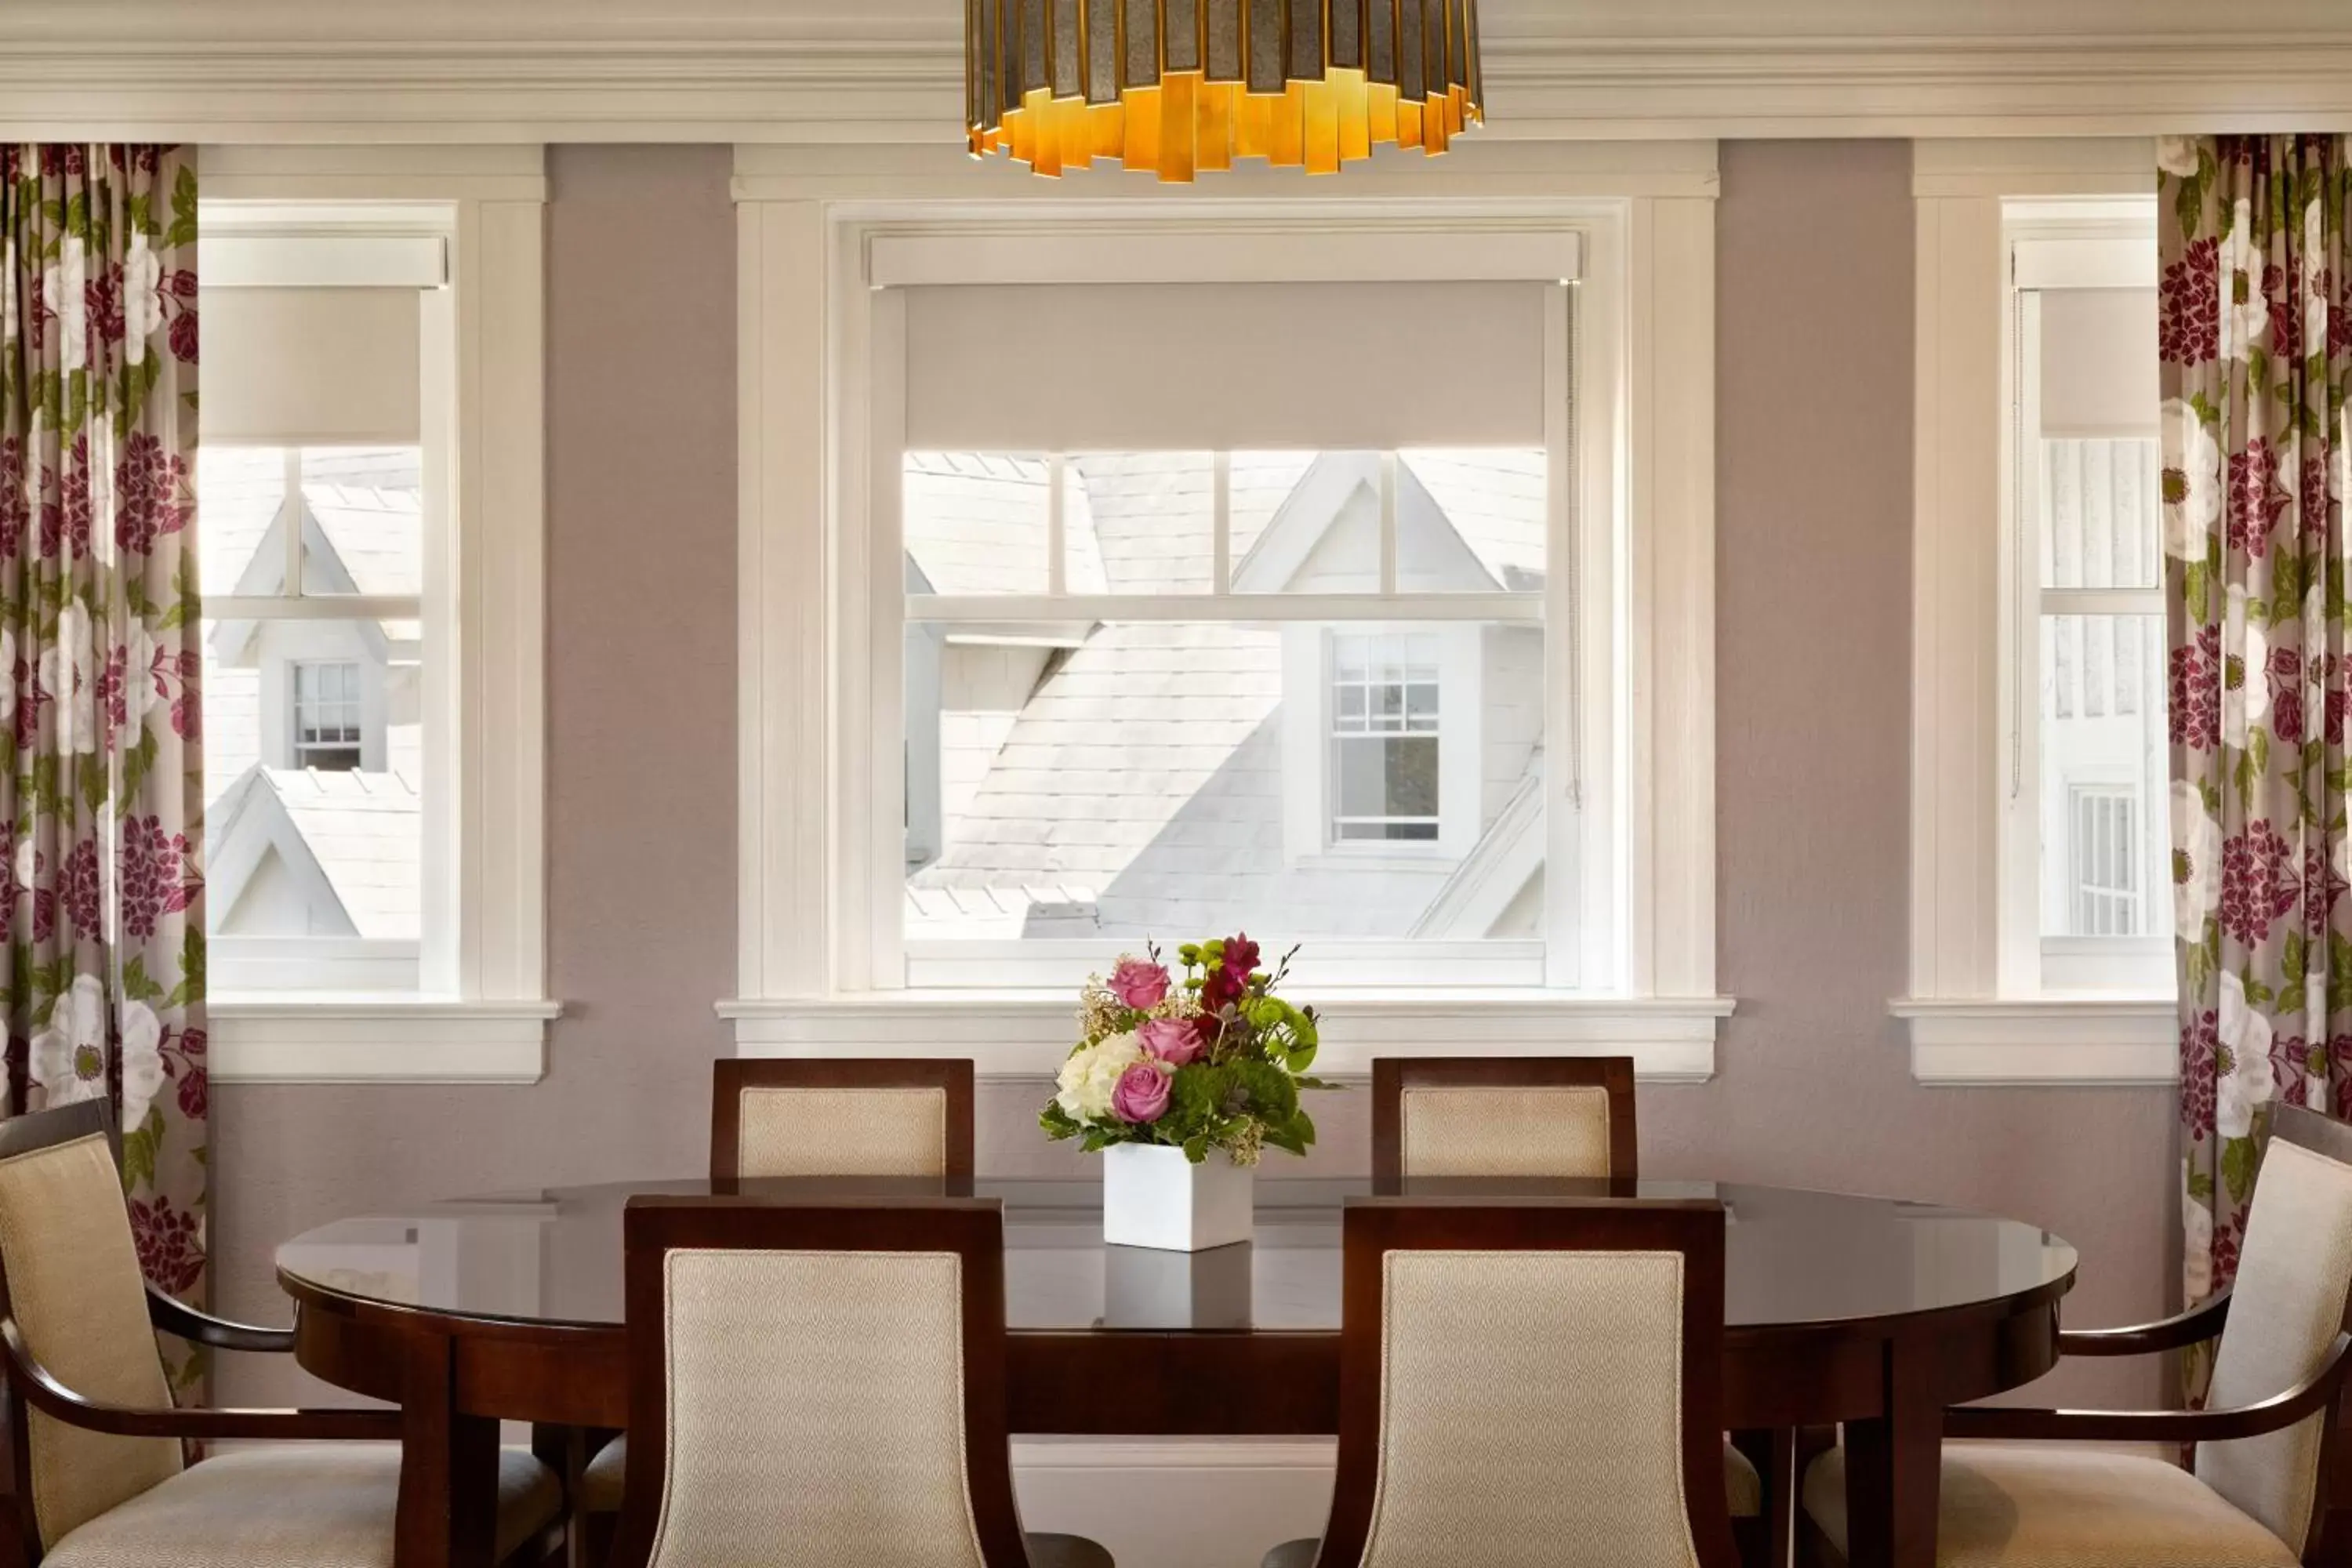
[212,140,2178,1409]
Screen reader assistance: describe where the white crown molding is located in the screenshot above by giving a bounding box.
[718,993,1731,1083]
[7,1,2352,142]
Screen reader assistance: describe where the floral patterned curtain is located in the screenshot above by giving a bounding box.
[2160,135,2352,1399]
[2,147,205,1387]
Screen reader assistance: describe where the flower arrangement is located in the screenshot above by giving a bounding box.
[1042,934,1326,1164]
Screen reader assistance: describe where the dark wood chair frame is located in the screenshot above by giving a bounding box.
[1310,1197,1741,1568]
[604,1196,1036,1568]
[709,1058,976,1181]
[1369,1055,1639,1181]
[0,1102,557,1567]
[1799,1102,2352,1568]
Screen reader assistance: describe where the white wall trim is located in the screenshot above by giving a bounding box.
[719,994,1732,1083]
[11,6,2352,142]
[1893,999,2176,1087]
[732,140,1719,1045]
[204,145,552,1072]
[209,1000,561,1084]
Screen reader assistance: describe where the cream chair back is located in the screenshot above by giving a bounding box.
[710,1060,974,1181]
[1312,1200,1740,1568]
[1372,1058,1638,1181]
[2198,1120,2352,1555]
[0,1113,181,1548]
[607,1198,1041,1568]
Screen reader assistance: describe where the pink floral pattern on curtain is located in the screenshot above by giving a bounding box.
[2160,134,2352,1399]
[1,147,205,1386]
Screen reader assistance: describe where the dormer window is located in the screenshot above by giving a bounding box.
[1330,633,1441,844]
[292,662,365,772]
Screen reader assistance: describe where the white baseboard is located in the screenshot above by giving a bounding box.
[1012,1439,1336,1568]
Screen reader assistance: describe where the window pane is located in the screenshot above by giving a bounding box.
[298,448,424,597]
[197,445,290,595]
[198,446,425,598]
[1232,448,1548,595]
[904,452,1051,597]
[201,615,423,942]
[2037,613,2167,939]
[1067,452,1212,593]
[904,619,1544,944]
[2039,438,2160,590]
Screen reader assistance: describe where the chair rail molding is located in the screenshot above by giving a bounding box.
[7,1,2352,141]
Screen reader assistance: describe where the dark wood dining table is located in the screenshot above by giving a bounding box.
[275,1176,2077,1568]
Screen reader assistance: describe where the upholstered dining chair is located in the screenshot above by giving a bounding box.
[1366,1055,1763,1549]
[0,1101,561,1567]
[1799,1102,2352,1568]
[604,1195,1113,1568]
[1370,1055,1639,1181]
[1262,1196,1743,1568]
[710,1057,976,1181]
[577,1057,980,1545]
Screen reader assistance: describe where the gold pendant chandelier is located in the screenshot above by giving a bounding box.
[967,0,1483,182]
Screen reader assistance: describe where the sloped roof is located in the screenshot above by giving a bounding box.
[905,448,1549,940]
[212,766,421,941]
[198,446,422,599]
[1401,449,1548,590]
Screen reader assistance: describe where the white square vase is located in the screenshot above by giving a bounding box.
[1100,1143,1255,1252]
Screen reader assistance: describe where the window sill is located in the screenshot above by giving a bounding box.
[717,993,1734,1083]
[1890,997,2176,1087]
[209,997,563,1085]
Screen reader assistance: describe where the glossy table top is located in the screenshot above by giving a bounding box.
[278,1176,2077,1336]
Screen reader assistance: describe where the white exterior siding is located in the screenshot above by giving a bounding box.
[938,642,1049,839]
[1481,625,1544,830]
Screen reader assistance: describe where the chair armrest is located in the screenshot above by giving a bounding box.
[2056,1287,2231,1359]
[0,1317,397,1442]
[146,1284,296,1354]
[1946,1330,2352,1443]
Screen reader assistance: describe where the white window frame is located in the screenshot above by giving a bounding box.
[726,141,1728,1080]
[2002,218,2169,996]
[198,146,557,1084]
[1899,138,2178,1087]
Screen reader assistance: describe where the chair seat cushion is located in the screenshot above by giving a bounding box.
[1025,1533,1115,1568]
[1725,1439,1762,1518]
[1802,1442,2300,1567]
[44,1443,561,1568]
[580,1433,625,1512]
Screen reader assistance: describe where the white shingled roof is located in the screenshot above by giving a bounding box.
[906,449,1548,939]
[209,766,422,941]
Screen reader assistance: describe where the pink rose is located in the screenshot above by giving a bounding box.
[1110,1062,1173,1124]
[1138,1017,1205,1067]
[1108,958,1171,1010]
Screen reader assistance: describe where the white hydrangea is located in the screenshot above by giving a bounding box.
[1054,1030,1143,1122]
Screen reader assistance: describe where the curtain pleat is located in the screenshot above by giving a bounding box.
[0,145,206,1389]
[2160,134,2352,1400]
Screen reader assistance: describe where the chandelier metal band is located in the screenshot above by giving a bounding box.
[967,0,1483,181]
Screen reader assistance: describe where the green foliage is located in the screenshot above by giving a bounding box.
[2222,1135,2261,1206]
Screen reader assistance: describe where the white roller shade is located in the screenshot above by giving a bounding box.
[902,281,1551,450]
[2039,289,2158,440]
[202,287,420,445]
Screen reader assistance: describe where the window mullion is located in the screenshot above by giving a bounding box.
[1047,453,1067,596]
[1212,451,1232,594]
[1378,452,1399,595]
[282,446,305,599]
